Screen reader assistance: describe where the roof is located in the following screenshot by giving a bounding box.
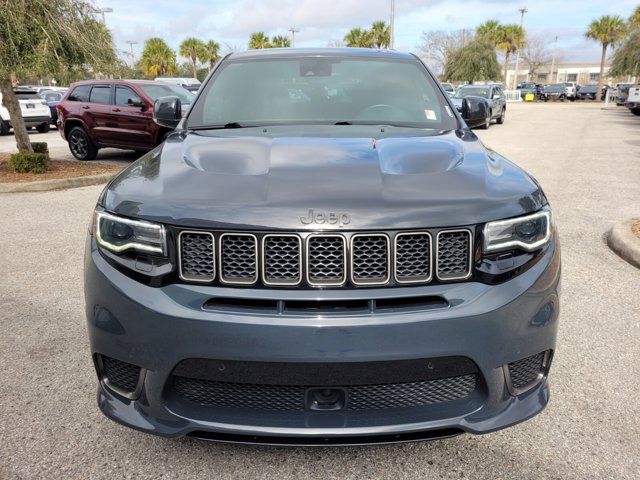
[70,79,162,86]
[228,47,416,61]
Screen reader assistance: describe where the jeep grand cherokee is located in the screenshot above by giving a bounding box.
[85,48,560,446]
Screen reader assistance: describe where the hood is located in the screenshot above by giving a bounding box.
[102,125,546,230]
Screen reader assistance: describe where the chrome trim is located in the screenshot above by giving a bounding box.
[177,230,215,283]
[436,228,474,281]
[483,209,552,253]
[350,233,391,286]
[305,233,347,287]
[96,354,146,401]
[261,234,303,286]
[218,233,259,285]
[503,350,551,396]
[394,231,433,284]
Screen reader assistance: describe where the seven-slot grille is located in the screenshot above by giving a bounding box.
[178,229,473,287]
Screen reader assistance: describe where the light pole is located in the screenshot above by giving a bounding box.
[549,35,558,84]
[389,0,395,49]
[512,4,527,89]
[94,7,113,23]
[126,40,138,68]
[288,27,300,47]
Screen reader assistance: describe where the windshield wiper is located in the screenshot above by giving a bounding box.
[334,121,352,125]
[189,122,253,130]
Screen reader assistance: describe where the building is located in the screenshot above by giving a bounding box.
[505,62,622,87]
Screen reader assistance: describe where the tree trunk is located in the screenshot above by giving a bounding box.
[503,52,510,86]
[0,78,33,153]
[597,44,607,102]
[191,57,198,79]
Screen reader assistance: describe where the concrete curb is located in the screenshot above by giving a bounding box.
[607,219,640,269]
[0,173,114,193]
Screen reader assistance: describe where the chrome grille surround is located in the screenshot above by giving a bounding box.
[436,229,473,281]
[306,234,347,286]
[350,233,390,286]
[218,233,258,285]
[178,231,215,282]
[262,234,302,286]
[394,231,432,284]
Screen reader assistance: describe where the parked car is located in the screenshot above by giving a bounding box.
[85,48,559,444]
[155,76,201,92]
[440,82,455,96]
[614,83,634,105]
[625,86,640,115]
[450,84,506,128]
[541,84,567,101]
[39,89,67,125]
[576,84,608,101]
[0,89,51,135]
[517,82,539,99]
[57,80,195,160]
[563,82,580,100]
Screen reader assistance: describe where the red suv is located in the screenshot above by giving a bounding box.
[57,80,194,160]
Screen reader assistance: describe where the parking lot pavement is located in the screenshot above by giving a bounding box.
[0,103,639,479]
[0,128,138,166]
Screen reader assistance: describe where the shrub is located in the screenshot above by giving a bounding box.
[8,152,49,173]
[31,142,49,155]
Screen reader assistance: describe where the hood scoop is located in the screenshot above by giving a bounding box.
[183,137,271,175]
[377,137,464,175]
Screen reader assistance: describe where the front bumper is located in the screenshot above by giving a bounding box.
[85,234,560,444]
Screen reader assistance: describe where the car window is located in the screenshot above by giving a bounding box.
[453,87,491,99]
[89,86,111,105]
[14,92,41,100]
[189,56,457,130]
[68,85,91,102]
[115,86,138,106]
[42,92,61,102]
[139,84,194,105]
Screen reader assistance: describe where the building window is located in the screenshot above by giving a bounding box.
[590,73,600,82]
[567,74,577,82]
[537,73,548,81]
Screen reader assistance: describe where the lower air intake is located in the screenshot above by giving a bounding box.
[101,355,141,393]
[507,351,549,393]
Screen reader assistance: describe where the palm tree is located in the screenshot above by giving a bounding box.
[179,38,205,78]
[249,32,271,49]
[369,21,390,48]
[585,15,628,101]
[476,20,502,46]
[271,35,291,48]
[344,28,372,48]
[496,24,525,85]
[630,5,640,30]
[199,40,221,70]
[140,37,176,77]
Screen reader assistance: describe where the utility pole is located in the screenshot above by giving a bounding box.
[288,27,300,47]
[126,41,138,68]
[549,35,558,84]
[95,7,113,23]
[389,0,395,49]
[512,4,527,89]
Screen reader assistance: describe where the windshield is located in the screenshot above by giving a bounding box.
[546,84,566,92]
[140,84,195,104]
[453,86,491,99]
[187,56,457,129]
[580,85,596,92]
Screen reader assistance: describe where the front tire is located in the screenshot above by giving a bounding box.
[36,123,50,133]
[0,120,9,136]
[480,111,491,129]
[496,108,505,124]
[631,108,640,116]
[68,126,98,160]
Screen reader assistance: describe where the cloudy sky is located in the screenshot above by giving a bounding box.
[100,0,638,65]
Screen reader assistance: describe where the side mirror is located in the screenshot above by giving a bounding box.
[461,96,488,128]
[153,96,182,129]
[127,96,146,109]
[493,94,501,100]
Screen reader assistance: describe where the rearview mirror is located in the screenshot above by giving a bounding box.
[461,96,488,128]
[153,96,182,129]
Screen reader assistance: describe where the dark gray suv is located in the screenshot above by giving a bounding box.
[85,48,560,445]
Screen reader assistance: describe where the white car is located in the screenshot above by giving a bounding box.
[563,82,580,100]
[625,86,640,116]
[0,89,52,135]
[154,77,201,92]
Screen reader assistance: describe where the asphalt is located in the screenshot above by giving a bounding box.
[0,102,639,479]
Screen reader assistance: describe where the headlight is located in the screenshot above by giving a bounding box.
[483,209,551,253]
[93,209,166,255]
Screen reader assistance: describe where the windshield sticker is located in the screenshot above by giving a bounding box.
[445,106,454,117]
[424,109,437,120]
